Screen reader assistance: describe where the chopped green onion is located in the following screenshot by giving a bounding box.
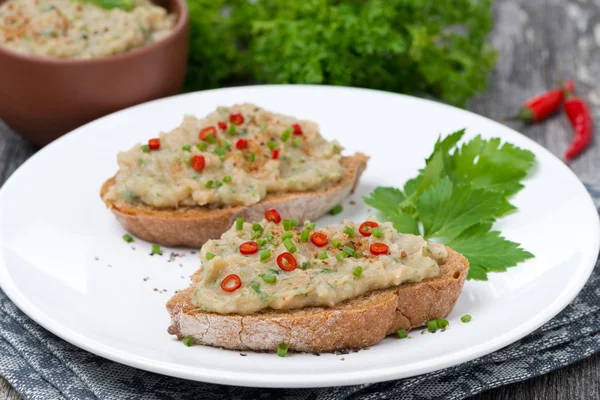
[353,266,363,278]
[437,318,449,330]
[280,127,292,142]
[260,249,272,262]
[265,232,274,242]
[331,238,342,248]
[292,138,303,148]
[182,336,194,347]
[214,147,226,160]
[206,133,216,144]
[305,222,316,231]
[215,180,223,187]
[396,329,408,339]
[355,251,364,259]
[248,152,256,162]
[290,219,298,228]
[283,219,293,231]
[329,204,343,215]
[332,144,343,154]
[223,176,232,184]
[427,320,438,332]
[122,234,134,243]
[300,229,310,242]
[182,144,192,152]
[262,274,276,284]
[151,244,162,255]
[371,227,383,238]
[343,226,355,237]
[336,252,347,261]
[140,144,150,153]
[318,251,328,260]
[222,141,231,151]
[343,246,355,257]
[196,142,208,151]
[257,238,267,247]
[281,232,293,241]
[236,217,244,230]
[461,314,472,323]
[252,223,263,232]
[228,124,236,136]
[251,231,263,239]
[206,252,216,260]
[301,261,311,270]
[205,180,214,188]
[283,238,297,253]
[267,141,277,150]
[277,342,288,357]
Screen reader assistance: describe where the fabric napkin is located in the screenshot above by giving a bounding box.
[1,185,599,400]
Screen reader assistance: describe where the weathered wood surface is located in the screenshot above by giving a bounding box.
[1,0,599,398]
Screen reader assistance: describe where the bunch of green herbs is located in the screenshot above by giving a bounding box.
[365,130,536,280]
[184,0,497,107]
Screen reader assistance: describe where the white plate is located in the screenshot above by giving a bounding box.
[0,85,598,388]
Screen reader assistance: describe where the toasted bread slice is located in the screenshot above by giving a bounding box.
[166,248,469,353]
[100,153,369,248]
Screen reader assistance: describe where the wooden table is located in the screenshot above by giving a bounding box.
[1,0,599,398]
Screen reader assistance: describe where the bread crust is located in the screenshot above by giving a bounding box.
[166,248,469,353]
[100,153,369,248]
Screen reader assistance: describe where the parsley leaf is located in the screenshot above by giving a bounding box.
[448,231,534,281]
[364,132,536,280]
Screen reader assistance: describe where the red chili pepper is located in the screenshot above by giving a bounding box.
[199,126,217,141]
[292,123,303,135]
[148,138,160,150]
[359,221,379,237]
[239,241,259,255]
[272,149,280,160]
[229,112,244,126]
[218,121,227,130]
[191,155,205,172]
[277,252,297,271]
[310,231,328,247]
[370,242,389,256]
[509,80,576,123]
[221,274,242,292]
[264,208,282,223]
[236,138,248,150]
[563,85,593,161]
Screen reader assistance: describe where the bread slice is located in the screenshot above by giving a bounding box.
[100,153,369,248]
[166,248,469,353]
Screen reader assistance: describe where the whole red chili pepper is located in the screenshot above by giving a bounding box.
[563,85,593,161]
[508,80,575,123]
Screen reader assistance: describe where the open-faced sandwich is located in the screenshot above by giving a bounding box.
[101,104,368,247]
[167,211,469,353]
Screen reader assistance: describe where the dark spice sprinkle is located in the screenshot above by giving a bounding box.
[240,353,248,357]
[349,200,356,205]
[143,277,149,281]
[153,288,158,292]
[312,352,321,356]
[94,257,99,261]
[107,265,112,268]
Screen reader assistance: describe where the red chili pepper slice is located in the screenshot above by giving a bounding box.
[359,221,379,237]
[221,274,242,292]
[191,155,205,172]
[229,112,244,126]
[264,208,282,223]
[236,138,248,150]
[239,241,259,255]
[564,85,593,161]
[199,126,217,141]
[310,231,328,247]
[277,252,297,271]
[218,121,227,130]
[292,123,303,135]
[148,138,160,150]
[370,242,389,255]
[272,149,280,160]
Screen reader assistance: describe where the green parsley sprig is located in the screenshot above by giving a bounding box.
[78,0,133,11]
[365,129,535,280]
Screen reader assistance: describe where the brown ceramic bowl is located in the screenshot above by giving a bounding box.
[0,0,189,146]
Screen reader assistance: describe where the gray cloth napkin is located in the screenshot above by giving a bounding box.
[1,185,599,400]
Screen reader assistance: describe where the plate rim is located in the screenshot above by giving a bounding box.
[0,84,598,388]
